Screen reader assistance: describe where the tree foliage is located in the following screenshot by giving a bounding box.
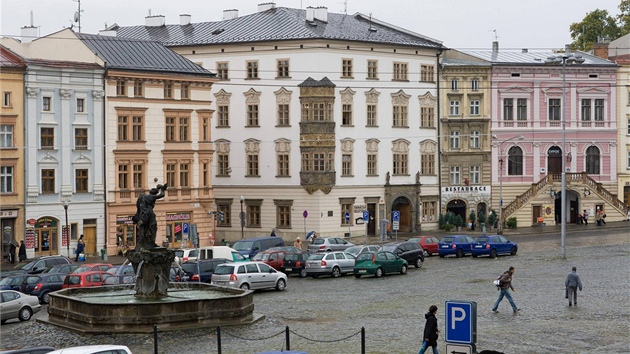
[570,0,630,51]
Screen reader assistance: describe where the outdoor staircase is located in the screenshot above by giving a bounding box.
[502,172,627,221]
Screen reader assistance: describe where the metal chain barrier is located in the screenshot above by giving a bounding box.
[221,328,286,341]
[288,328,362,343]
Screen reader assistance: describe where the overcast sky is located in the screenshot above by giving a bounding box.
[0,0,622,50]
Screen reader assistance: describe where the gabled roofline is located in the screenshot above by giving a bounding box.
[354,12,444,47]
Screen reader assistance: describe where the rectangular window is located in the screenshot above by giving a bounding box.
[367,60,378,79]
[0,166,13,193]
[132,164,143,189]
[471,79,479,91]
[247,104,259,126]
[277,59,289,78]
[217,62,229,80]
[246,61,259,79]
[450,166,460,185]
[164,83,173,98]
[277,205,291,228]
[133,81,143,97]
[201,117,210,141]
[314,153,325,172]
[420,65,434,82]
[116,80,126,96]
[581,99,591,121]
[247,154,259,176]
[181,84,190,99]
[342,104,353,126]
[421,154,435,175]
[393,105,408,127]
[202,162,209,188]
[218,105,229,127]
[218,154,230,176]
[76,98,85,112]
[422,201,437,221]
[117,116,128,141]
[517,98,527,120]
[277,154,289,176]
[393,153,408,175]
[165,116,189,142]
[118,165,128,190]
[217,204,231,226]
[179,163,189,188]
[341,203,352,225]
[3,92,11,107]
[367,104,377,126]
[503,99,513,120]
[450,131,460,149]
[393,62,408,81]
[470,100,480,115]
[421,107,434,128]
[548,98,561,121]
[179,117,189,141]
[132,116,143,141]
[75,169,88,193]
[367,153,377,176]
[43,97,51,111]
[469,130,480,149]
[0,125,14,148]
[75,128,88,150]
[451,79,458,91]
[278,104,290,126]
[40,127,54,149]
[342,154,352,176]
[166,164,176,187]
[469,165,480,185]
[628,118,630,134]
[165,118,175,142]
[594,99,604,121]
[449,100,460,116]
[246,204,261,227]
[342,59,353,77]
[41,169,55,194]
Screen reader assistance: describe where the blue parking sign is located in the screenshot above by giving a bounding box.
[392,211,400,222]
[183,222,189,234]
[362,211,369,222]
[445,300,477,345]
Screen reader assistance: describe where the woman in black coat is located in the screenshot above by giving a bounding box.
[419,305,439,354]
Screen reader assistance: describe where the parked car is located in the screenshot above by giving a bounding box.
[198,246,247,262]
[252,249,288,271]
[380,241,424,268]
[0,347,56,354]
[170,264,188,282]
[46,345,132,354]
[282,252,310,278]
[353,251,408,278]
[0,290,41,324]
[102,274,135,286]
[19,273,65,304]
[0,274,28,291]
[438,235,475,258]
[231,236,285,260]
[42,264,80,276]
[62,271,111,289]
[173,248,198,265]
[267,246,303,254]
[211,261,287,291]
[181,259,230,283]
[305,252,355,278]
[408,236,441,257]
[471,235,518,258]
[71,263,113,274]
[307,237,354,253]
[344,245,380,259]
[106,265,134,276]
[1,255,73,278]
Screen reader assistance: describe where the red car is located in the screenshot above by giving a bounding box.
[251,250,288,271]
[408,236,440,257]
[62,271,111,289]
[71,263,113,274]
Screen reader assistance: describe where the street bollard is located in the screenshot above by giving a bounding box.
[217,326,222,354]
[153,324,158,354]
[361,327,365,354]
[285,326,290,350]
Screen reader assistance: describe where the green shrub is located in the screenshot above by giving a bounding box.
[506,217,517,229]
[454,214,464,227]
[487,209,498,228]
[443,223,454,232]
[477,210,486,225]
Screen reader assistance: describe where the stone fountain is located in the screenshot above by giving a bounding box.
[40,183,262,334]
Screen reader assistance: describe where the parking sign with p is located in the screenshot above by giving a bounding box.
[445,300,477,345]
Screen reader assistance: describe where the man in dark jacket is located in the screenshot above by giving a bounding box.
[565,266,583,306]
[492,266,521,314]
[419,305,439,354]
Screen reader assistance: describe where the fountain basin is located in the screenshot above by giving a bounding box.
[40,283,263,334]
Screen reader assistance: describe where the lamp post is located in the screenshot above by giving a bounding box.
[62,199,69,257]
[239,196,245,239]
[545,52,584,259]
[495,135,524,234]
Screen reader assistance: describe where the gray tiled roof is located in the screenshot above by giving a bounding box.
[461,50,616,66]
[298,77,336,87]
[116,7,444,49]
[77,33,215,76]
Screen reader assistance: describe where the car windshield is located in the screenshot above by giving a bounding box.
[13,261,35,271]
[213,265,235,275]
[25,276,41,284]
[381,245,398,252]
[345,246,361,254]
[0,277,13,285]
[232,252,246,261]
[231,240,254,251]
[311,239,324,245]
[285,254,298,261]
[408,238,421,243]
[356,253,374,261]
[475,236,489,242]
[441,237,455,243]
[308,254,325,260]
[65,275,81,285]
[74,266,93,273]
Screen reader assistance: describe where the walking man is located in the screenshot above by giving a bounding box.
[565,266,583,307]
[492,266,521,314]
[418,305,439,354]
[582,210,588,225]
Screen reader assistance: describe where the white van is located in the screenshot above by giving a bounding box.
[198,246,247,262]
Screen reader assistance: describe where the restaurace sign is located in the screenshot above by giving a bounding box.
[441,186,491,196]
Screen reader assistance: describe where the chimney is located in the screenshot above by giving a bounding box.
[315,6,328,22]
[258,2,276,12]
[492,41,499,53]
[21,26,38,43]
[565,44,571,53]
[522,48,528,53]
[306,7,315,22]
[145,15,165,27]
[592,42,609,60]
[180,14,191,26]
[223,9,238,20]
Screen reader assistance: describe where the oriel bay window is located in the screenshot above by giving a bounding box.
[301,152,334,172]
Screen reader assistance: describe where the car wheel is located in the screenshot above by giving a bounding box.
[456,249,463,258]
[18,307,32,322]
[510,246,517,256]
[1,319,6,324]
[299,268,307,278]
[41,291,50,304]
[415,258,423,268]
[312,275,319,279]
[439,254,445,258]
[332,267,341,278]
[400,264,408,274]
[325,249,332,252]
[240,283,250,290]
[423,249,430,257]
[490,249,498,259]
[354,274,362,278]
[375,268,383,278]
[275,279,286,291]
[472,254,478,258]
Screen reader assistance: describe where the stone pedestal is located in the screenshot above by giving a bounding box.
[126,248,175,298]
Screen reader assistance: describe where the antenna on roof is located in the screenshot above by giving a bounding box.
[148,9,152,16]
[492,29,498,41]
[72,0,82,33]
[343,0,348,14]
[368,12,376,32]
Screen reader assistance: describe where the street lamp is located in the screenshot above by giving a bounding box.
[495,134,524,234]
[545,52,585,259]
[62,199,70,257]
[239,196,245,239]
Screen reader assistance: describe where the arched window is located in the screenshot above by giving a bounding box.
[586,146,600,174]
[508,146,523,175]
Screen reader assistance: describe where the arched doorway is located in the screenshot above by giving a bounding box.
[477,202,487,223]
[553,189,580,224]
[446,199,467,222]
[392,196,411,232]
[548,146,562,174]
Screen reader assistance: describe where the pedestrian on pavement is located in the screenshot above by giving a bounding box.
[577,212,583,225]
[595,210,602,226]
[565,266,583,307]
[582,210,588,225]
[294,236,302,250]
[18,240,27,262]
[601,211,606,225]
[492,266,521,314]
[75,235,85,262]
[418,305,439,354]
[627,208,630,222]
[8,242,16,264]
[270,229,276,236]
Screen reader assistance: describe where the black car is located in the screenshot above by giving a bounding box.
[282,252,310,278]
[1,255,73,279]
[380,241,425,268]
[20,273,65,304]
[42,264,79,275]
[181,259,229,283]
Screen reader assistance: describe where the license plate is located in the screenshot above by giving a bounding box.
[359,270,367,273]
[441,245,449,248]
[474,245,482,248]
[215,281,227,286]
[285,268,292,272]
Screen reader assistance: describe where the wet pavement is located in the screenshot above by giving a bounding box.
[0,225,628,353]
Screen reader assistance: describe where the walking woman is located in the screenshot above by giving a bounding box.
[418,305,440,354]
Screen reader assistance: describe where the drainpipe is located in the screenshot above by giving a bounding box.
[102,70,108,255]
[436,49,443,217]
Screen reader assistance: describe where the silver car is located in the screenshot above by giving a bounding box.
[344,245,380,258]
[211,261,287,291]
[305,252,356,278]
[308,237,354,253]
[0,290,41,323]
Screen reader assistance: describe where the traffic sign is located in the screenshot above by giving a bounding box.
[445,300,477,345]
[183,222,189,235]
[392,211,400,231]
[344,211,350,222]
[362,211,369,222]
[303,210,308,218]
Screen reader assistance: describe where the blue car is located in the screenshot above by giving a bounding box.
[0,274,27,291]
[471,235,518,258]
[438,235,474,258]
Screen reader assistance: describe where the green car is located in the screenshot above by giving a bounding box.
[353,251,408,278]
